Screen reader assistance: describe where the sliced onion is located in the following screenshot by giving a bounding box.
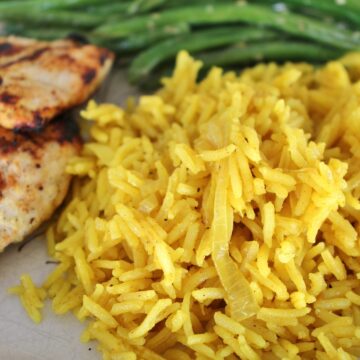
[211,161,258,321]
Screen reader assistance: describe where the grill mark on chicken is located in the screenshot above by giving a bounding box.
[0,116,81,251]
[0,36,114,130]
[82,68,96,84]
[1,115,80,153]
[0,174,5,197]
[0,135,19,153]
[0,46,49,69]
[99,51,109,66]
[0,43,12,53]
[0,92,19,104]
[13,111,46,132]
[0,35,114,251]
[0,42,25,56]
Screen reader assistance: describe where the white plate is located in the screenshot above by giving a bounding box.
[0,69,137,360]
[0,236,100,360]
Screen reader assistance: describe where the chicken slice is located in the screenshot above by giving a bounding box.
[0,36,114,130]
[0,116,81,251]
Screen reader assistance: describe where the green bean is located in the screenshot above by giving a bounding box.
[94,3,360,50]
[0,22,26,35]
[163,0,233,9]
[0,0,166,26]
[139,40,345,89]
[85,3,135,15]
[113,23,190,52]
[196,41,344,68]
[260,0,360,26]
[127,0,168,14]
[0,0,105,10]
[88,0,166,16]
[13,28,88,41]
[0,9,107,27]
[338,0,360,12]
[128,27,279,83]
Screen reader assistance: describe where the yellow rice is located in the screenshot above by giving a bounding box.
[9,50,360,359]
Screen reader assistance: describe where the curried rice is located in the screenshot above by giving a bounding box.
[9,50,360,359]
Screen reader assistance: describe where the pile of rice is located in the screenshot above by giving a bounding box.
[10,51,360,360]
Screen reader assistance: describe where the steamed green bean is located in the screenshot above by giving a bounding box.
[95,4,360,51]
[129,26,279,82]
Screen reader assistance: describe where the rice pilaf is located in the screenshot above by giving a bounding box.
[10,51,360,360]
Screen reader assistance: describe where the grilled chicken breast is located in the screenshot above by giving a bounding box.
[0,36,114,130]
[0,116,81,251]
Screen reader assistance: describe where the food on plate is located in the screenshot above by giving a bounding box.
[0,36,114,130]
[0,116,81,252]
[127,29,344,84]
[1,1,360,86]
[0,35,114,251]
[11,51,360,359]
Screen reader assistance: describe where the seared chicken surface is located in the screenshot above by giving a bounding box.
[0,36,114,130]
[0,117,81,251]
